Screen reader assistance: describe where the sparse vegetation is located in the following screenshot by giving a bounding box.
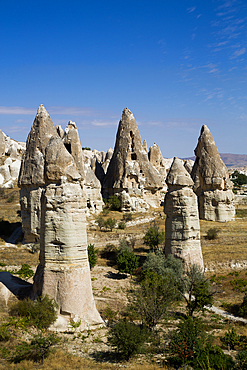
[10,295,58,329]
[205,227,220,240]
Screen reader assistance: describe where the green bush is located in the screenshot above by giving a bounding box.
[10,295,58,329]
[142,252,184,292]
[129,271,178,331]
[143,222,165,251]
[0,324,11,342]
[7,194,15,203]
[15,264,34,280]
[100,243,117,261]
[87,244,98,269]
[117,250,139,275]
[232,171,247,186]
[108,195,121,211]
[193,343,235,370]
[205,227,220,240]
[236,350,247,369]
[104,217,116,231]
[108,320,148,359]
[118,222,126,230]
[123,213,132,222]
[11,331,60,364]
[239,292,247,317]
[220,327,240,350]
[168,317,207,368]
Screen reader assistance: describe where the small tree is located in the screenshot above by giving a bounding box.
[143,222,165,251]
[178,264,213,318]
[95,216,105,231]
[117,250,139,275]
[108,319,148,360]
[87,244,98,269]
[105,218,116,232]
[128,271,178,331]
[108,195,121,211]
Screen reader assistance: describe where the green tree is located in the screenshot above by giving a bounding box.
[87,244,98,269]
[108,195,121,211]
[178,264,213,318]
[108,319,148,360]
[129,271,178,331]
[104,217,116,231]
[117,250,139,275]
[143,222,165,251]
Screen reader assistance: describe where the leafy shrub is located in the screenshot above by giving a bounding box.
[117,250,139,275]
[123,213,132,222]
[232,171,247,186]
[129,271,178,331]
[118,237,132,253]
[220,327,240,350]
[10,295,58,329]
[108,320,148,359]
[142,252,184,291]
[239,292,247,317]
[194,343,235,370]
[180,264,213,317]
[205,227,219,240]
[0,323,11,342]
[143,222,165,251]
[236,350,247,369]
[87,244,98,269]
[118,222,126,230]
[108,195,121,211]
[7,194,15,203]
[11,332,60,364]
[104,217,116,231]
[229,278,247,292]
[15,264,34,280]
[168,317,207,368]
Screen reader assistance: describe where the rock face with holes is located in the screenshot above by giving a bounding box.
[103,108,163,211]
[19,105,103,330]
[164,157,203,268]
[191,125,235,222]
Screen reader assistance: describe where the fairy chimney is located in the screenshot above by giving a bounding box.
[191,125,235,222]
[164,157,203,268]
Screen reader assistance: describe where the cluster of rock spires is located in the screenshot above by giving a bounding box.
[0,105,237,328]
[18,105,103,329]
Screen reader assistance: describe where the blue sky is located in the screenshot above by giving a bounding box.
[0,0,246,157]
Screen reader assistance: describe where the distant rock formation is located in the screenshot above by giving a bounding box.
[0,129,25,188]
[19,104,102,330]
[103,108,163,211]
[191,125,235,222]
[164,157,203,268]
[149,143,174,191]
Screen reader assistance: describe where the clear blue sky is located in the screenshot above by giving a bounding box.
[0,0,246,157]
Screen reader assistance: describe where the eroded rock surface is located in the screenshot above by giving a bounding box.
[191,125,235,222]
[19,104,102,330]
[164,157,203,268]
[103,108,163,211]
